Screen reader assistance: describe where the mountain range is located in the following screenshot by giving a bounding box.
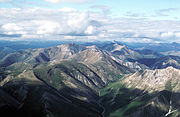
[1,41,180,117]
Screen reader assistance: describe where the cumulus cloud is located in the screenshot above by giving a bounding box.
[0,7,180,42]
[160,32,175,38]
[1,23,26,35]
[58,7,77,12]
[0,7,100,40]
[2,23,22,31]
[35,21,61,34]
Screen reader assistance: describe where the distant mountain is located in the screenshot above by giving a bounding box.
[126,42,180,57]
[138,55,180,70]
[0,47,16,59]
[0,41,68,59]
[136,49,163,58]
[127,42,180,52]
[100,42,141,59]
[0,42,162,71]
[151,55,180,69]
[0,43,133,73]
[0,43,86,69]
[99,42,153,70]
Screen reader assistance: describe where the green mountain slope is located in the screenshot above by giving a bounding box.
[99,67,180,117]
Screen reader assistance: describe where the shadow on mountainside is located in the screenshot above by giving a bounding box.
[100,87,180,117]
[0,80,103,117]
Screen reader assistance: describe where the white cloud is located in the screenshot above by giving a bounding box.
[0,7,180,42]
[45,0,88,3]
[34,21,61,34]
[161,32,174,38]
[175,32,180,38]
[58,7,77,12]
[0,0,11,2]
[85,25,97,34]
[2,23,22,31]
[1,23,26,35]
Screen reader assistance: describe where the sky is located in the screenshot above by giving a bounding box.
[0,0,180,43]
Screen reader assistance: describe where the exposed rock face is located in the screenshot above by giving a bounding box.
[100,42,149,71]
[99,67,180,117]
[70,45,111,63]
[123,66,180,92]
[101,42,141,59]
[120,61,148,71]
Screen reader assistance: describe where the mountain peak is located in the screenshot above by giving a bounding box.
[165,66,177,70]
[112,43,127,52]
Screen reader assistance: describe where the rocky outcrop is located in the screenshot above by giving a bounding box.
[123,66,180,92]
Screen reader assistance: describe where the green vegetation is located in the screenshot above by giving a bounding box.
[10,71,22,77]
[99,78,125,96]
[99,78,154,117]
[165,80,173,91]
[33,64,64,90]
[109,101,144,117]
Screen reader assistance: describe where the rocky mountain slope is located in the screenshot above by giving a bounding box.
[100,42,141,59]
[0,78,102,117]
[1,42,180,117]
[0,43,86,68]
[99,43,149,70]
[100,67,180,117]
[0,43,133,117]
[123,67,180,92]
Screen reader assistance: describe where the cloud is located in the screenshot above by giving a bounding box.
[0,0,11,2]
[0,7,99,40]
[35,21,61,34]
[0,7,180,42]
[175,32,180,38]
[2,23,22,31]
[160,32,175,38]
[58,7,77,12]
[0,34,21,37]
[1,23,26,35]
[44,0,89,3]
